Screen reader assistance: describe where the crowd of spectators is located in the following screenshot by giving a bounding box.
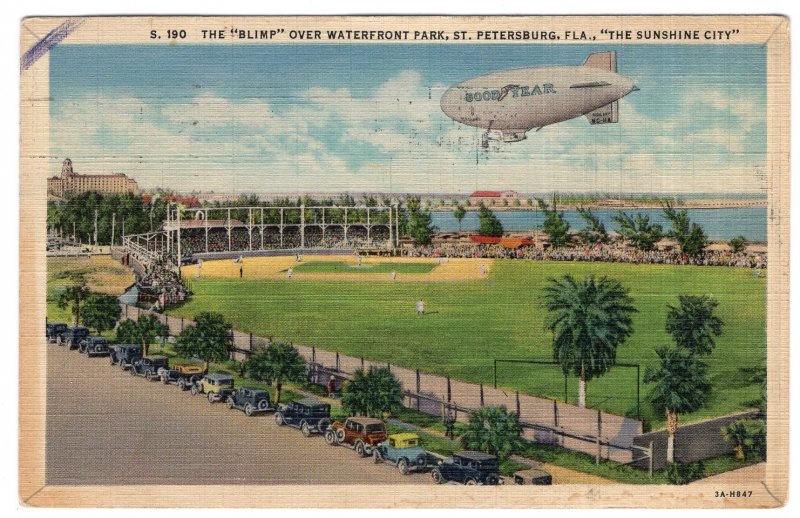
[135,257,188,311]
[402,241,767,269]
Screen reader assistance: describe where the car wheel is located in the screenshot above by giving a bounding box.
[178,379,185,390]
[245,403,254,416]
[227,397,235,409]
[318,418,330,432]
[109,356,115,365]
[130,366,136,376]
[398,458,409,475]
[373,450,382,464]
[120,361,127,370]
[324,429,336,445]
[207,392,215,403]
[431,469,444,484]
[161,374,169,384]
[258,399,268,411]
[66,340,73,349]
[145,371,153,381]
[300,422,311,437]
[465,478,478,485]
[190,385,198,396]
[335,428,346,444]
[56,336,63,346]
[275,413,285,426]
[486,475,499,486]
[355,441,366,457]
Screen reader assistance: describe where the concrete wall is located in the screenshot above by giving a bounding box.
[632,410,762,471]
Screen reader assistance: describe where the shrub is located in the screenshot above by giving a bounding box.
[722,419,766,461]
[666,461,705,485]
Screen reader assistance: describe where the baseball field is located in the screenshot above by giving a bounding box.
[173,255,766,428]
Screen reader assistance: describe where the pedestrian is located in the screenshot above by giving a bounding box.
[287,267,293,279]
[239,264,243,278]
[327,376,336,398]
[754,266,761,278]
[416,299,424,315]
[390,271,397,281]
[444,411,455,439]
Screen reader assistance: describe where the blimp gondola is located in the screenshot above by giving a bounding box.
[440,51,639,146]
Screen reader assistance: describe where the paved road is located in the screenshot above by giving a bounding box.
[45,342,420,485]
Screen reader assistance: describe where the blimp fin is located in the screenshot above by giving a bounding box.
[586,101,619,125]
[582,51,617,73]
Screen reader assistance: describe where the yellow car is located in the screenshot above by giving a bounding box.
[190,372,235,403]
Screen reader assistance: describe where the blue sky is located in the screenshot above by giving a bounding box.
[49,44,766,194]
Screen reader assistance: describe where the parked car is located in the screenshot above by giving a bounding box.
[78,336,110,357]
[226,387,271,416]
[512,468,553,485]
[372,433,432,474]
[429,451,502,485]
[62,326,90,349]
[324,417,387,457]
[191,373,235,403]
[159,361,205,389]
[130,356,170,381]
[274,398,331,437]
[46,322,68,343]
[109,344,143,370]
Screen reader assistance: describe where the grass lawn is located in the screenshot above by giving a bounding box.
[293,261,438,274]
[169,260,766,428]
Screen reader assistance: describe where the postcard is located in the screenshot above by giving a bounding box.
[19,15,789,507]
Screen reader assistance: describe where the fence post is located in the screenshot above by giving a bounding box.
[165,314,169,331]
[124,304,128,318]
[312,346,316,365]
[516,392,521,416]
[180,317,184,332]
[648,441,654,478]
[336,352,340,372]
[479,384,484,407]
[446,377,451,402]
[249,333,253,350]
[596,410,602,465]
[361,357,365,369]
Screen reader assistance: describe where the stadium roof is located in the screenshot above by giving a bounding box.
[470,191,502,197]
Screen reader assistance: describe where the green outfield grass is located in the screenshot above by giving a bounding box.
[293,261,438,274]
[166,260,764,428]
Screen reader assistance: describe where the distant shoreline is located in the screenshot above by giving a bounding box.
[429,199,767,211]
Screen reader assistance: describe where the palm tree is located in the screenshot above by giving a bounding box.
[245,341,306,406]
[460,406,522,460]
[644,346,711,463]
[665,295,724,356]
[58,282,90,325]
[341,366,403,418]
[543,275,636,408]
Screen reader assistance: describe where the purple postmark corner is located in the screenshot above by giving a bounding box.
[21,17,86,72]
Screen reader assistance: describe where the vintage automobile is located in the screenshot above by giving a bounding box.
[130,356,170,381]
[158,361,205,389]
[109,344,143,370]
[324,417,387,457]
[62,326,90,350]
[274,398,331,436]
[191,372,235,403]
[226,387,272,416]
[78,336,110,357]
[429,451,502,485]
[372,433,431,474]
[512,468,553,485]
[46,322,68,343]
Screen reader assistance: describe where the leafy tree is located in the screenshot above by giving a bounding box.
[577,207,609,245]
[115,319,139,344]
[644,346,711,463]
[543,275,636,408]
[460,405,522,460]
[81,294,121,334]
[665,295,724,357]
[537,198,570,248]
[341,366,403,418]
[722,419,766,461]
[477,204,503,237]
[729,235,747,254]
[245,341,306,406]
[175,312,232,372]
[663,203,708,257]
[612,211,663,251]
[405,197,436,244]
[114,315,169,356]
[453,204,466,232]
[58,282,90,325]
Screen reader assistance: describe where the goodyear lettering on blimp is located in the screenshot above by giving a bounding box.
[465,83,556,102]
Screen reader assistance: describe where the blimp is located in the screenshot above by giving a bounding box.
[440,51,638,145]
